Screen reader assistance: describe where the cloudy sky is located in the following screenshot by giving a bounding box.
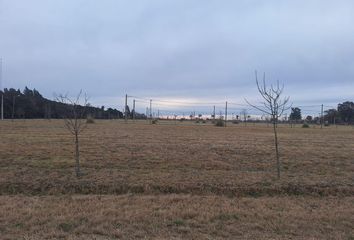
[0,0,354,113]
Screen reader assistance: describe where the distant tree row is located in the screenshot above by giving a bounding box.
[323,102,354,124]
[289,102,354,124]
[0,87,125,119]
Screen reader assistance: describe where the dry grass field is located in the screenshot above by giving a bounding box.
[0,120,353,239]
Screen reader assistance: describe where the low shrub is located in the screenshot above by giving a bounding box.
[86,116,95,124]
[215,119,225,127]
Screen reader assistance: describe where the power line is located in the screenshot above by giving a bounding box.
[152,99,225,105]
[124,94,342,119]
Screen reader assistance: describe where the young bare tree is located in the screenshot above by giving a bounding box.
[57,91,89,177]
[246,71,291,179]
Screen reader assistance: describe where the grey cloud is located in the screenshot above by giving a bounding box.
[0,0,353,110]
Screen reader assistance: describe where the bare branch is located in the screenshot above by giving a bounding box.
[244,98,271,115]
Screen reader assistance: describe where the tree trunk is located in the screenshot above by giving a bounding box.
[75,131,80,177]
[273,118,280,179]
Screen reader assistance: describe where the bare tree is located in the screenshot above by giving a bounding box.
[56,91,89,177]
[246,71,291,179]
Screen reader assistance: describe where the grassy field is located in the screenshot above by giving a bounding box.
[0,120,353,239]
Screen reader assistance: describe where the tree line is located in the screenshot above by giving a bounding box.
[289,102,354,124]
[0,87,124,119]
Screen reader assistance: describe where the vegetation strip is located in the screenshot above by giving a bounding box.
[1,182,353,197]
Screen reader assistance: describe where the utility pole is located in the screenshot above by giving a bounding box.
[149,99,152,124]
[321,104,324,129]
[225,101,228,127]
[213,105,216,122]
[132,99,136,121]
[0,58,3,120]
[124,94,128,123]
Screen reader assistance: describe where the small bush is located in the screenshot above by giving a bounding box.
[86,116,95,124]
[215,119,225,127]
[152,119,158,124]
[58,222,76,232]
[172,219,185,226]
[302,123,310,128]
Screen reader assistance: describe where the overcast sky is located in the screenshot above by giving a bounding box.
[0,0,354,112]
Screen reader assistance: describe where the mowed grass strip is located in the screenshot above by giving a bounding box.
[0,195,353,240]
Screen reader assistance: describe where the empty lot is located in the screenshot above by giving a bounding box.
[0,120,353,239]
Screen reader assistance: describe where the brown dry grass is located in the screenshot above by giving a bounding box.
[0,120,353,196]
[0,120,353,239]
[0,195,353,239]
